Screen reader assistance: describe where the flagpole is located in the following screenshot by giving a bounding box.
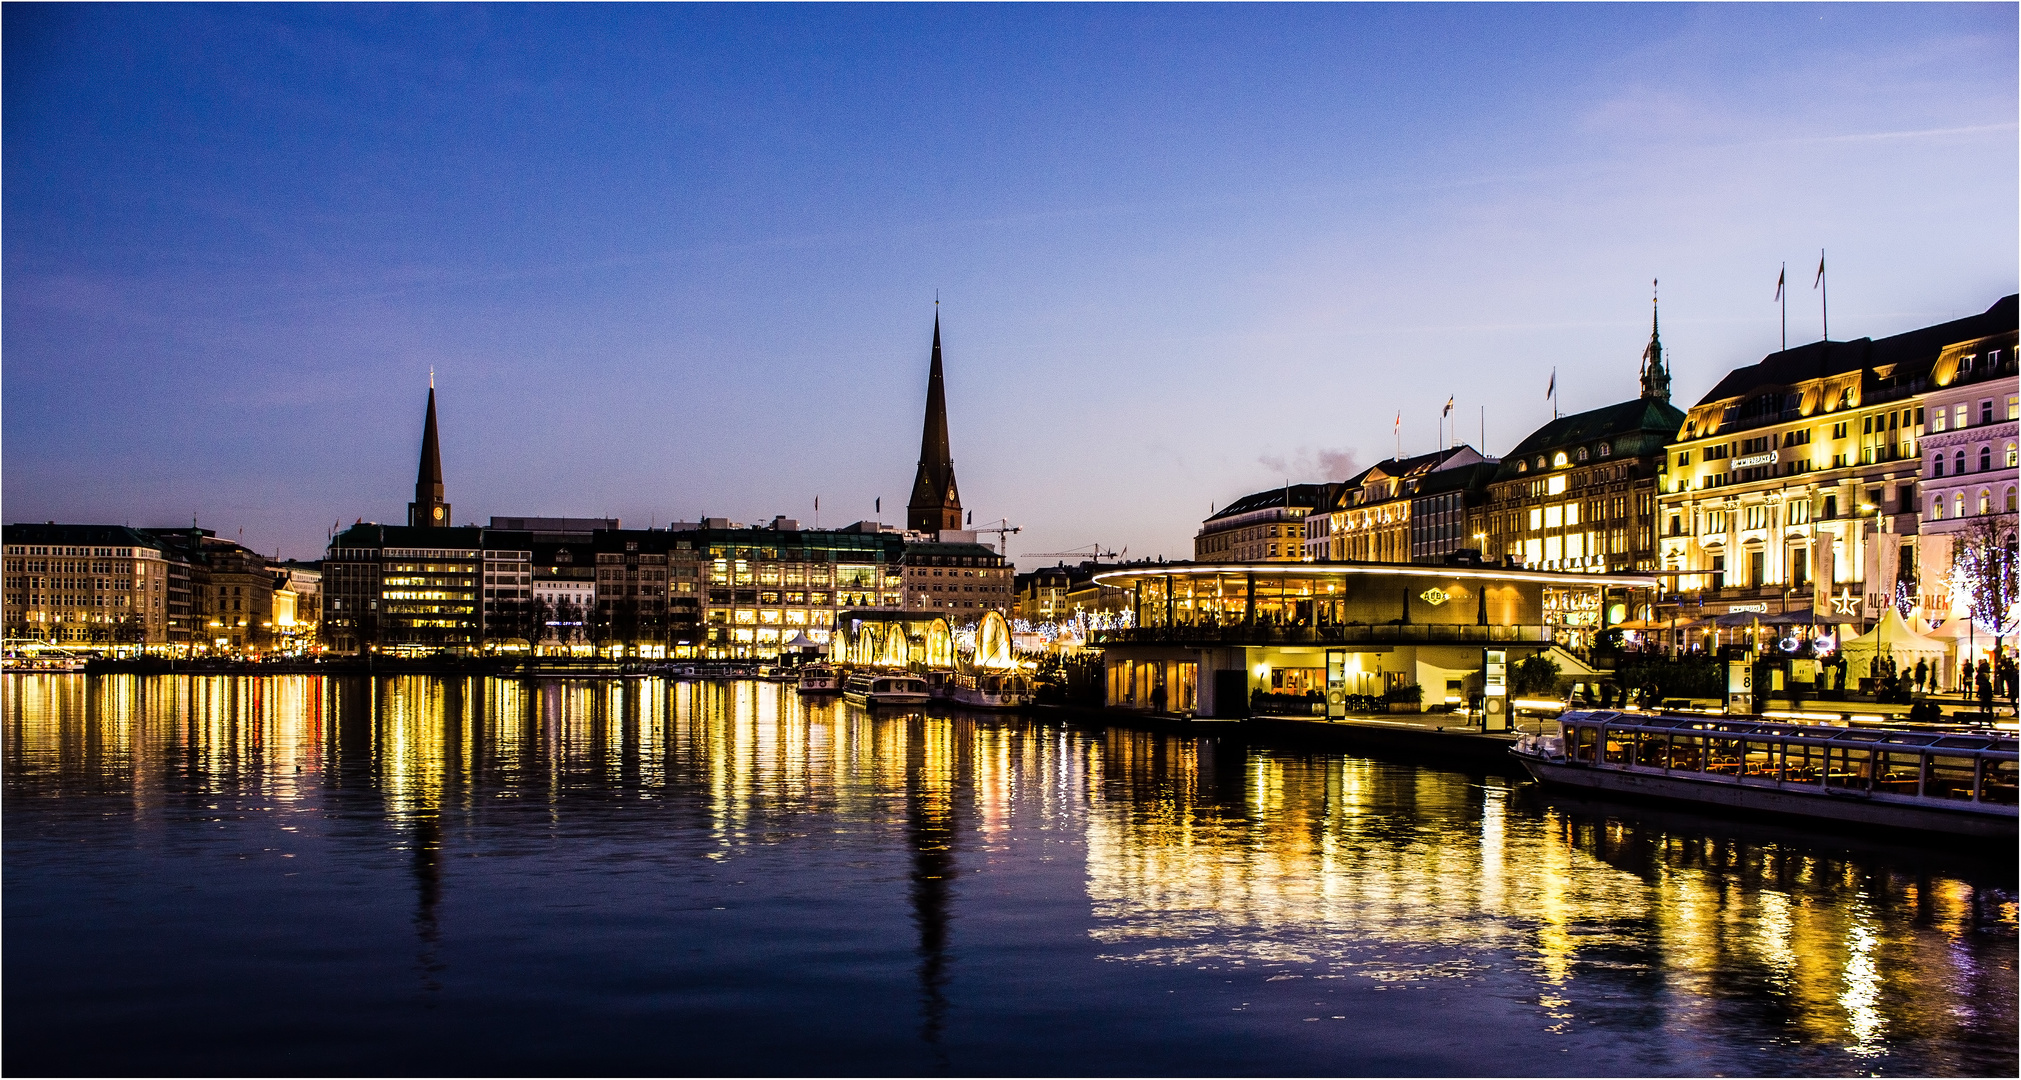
[1778,262,1786,351]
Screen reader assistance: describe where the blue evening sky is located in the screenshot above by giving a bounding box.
[5,4,2015,562]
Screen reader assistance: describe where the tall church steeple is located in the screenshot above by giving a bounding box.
[408,376,451,528]
[907,312,963,534]
[1639,280,1672,403]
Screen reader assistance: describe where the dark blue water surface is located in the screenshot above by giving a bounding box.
[5,674,2015,1076]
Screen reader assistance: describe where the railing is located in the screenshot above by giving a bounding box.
[1094,623,1548,647]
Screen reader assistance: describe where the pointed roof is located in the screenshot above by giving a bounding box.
[1640,283,1671,402]
[909,312,960,514]
[417,386,443,492]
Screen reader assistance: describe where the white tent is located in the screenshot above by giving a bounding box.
[1838,608,1950,680]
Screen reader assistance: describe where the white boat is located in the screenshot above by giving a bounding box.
[941,670,1033,710]
[842,671,930,706]
[1511,710,2018,840]
[796,663,843,695]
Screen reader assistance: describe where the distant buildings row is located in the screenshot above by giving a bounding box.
[1197,294,2018,647]
[4,316,1017,659]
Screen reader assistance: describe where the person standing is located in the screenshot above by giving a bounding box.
[1914,657,1928,694]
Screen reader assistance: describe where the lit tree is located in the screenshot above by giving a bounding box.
[1950,516,2019,638]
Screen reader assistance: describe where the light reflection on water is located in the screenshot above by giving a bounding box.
[4,673,2015,1076]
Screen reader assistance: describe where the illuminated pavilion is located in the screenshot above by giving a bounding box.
[1087,560,1657,719]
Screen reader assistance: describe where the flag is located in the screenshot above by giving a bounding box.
[1813,252,1825,288]
[1393,410,1401,432]
[1774,267,1784,301]
[1545,368,1556,400]
[1442,396,1454,417]
[814,496,819,512]
[875,497,881,514]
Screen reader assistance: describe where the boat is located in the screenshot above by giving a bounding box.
[940,670,1034,710]
[796,663,843,696]
[842,671,930,706]
[1510,710,2018,840]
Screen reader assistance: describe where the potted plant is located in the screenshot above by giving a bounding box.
[1385,682,1424,713]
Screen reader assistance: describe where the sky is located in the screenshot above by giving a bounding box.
[4,4,2016,564]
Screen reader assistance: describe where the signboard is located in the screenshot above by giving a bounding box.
[1482,649,1508,732]
[1325,649,1346,719]
[1811,539,1837,619]
[1727,603,1768,614]
[1726,660,1753,715]
[1733,450,1779,468]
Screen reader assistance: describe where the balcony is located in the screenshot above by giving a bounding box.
[1094,623,1548,647]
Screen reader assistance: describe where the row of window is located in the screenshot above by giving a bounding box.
[1929,442,2018,476]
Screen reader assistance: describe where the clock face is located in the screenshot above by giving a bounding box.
[432,506,444,521]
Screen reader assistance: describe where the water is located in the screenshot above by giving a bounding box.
[4,674,2014,1076]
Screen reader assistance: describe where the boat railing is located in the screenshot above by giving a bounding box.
[1554,710,2019,808]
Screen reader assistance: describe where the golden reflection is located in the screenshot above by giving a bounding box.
[4,673,2014,1063]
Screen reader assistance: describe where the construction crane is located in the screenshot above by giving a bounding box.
[969,517,1022,556]
[1019,543,1124,565]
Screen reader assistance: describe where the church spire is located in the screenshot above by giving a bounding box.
[408,381,451,528]
[1639,279,1671,403]
[907,310,963,534]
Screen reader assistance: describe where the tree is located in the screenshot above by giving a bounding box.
[1952,515,2018,639]
[1512,653,1562,696]
[526,595,553,651]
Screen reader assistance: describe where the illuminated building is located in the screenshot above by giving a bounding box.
[900,537,1012,619]
[1195,484,1330,562]
[322,523,488,653]
[1,523,184,648]
[1013,564,1076,623]
[1914,326,2018,617]
[907,313,964,534]
[1657,294,2016,630]
[1089,561,1654,717]
[1486,306,1680,578]
[1313,448,1488,564]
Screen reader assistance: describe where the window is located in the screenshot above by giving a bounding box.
[1931,495,1945,520]
[1931,410,1948,433]
[2008,442,2018,468]
[1982,399,1995,426]
[1934,454,1946,476]
[1955,493,1965,518]
[1981,446,1993,472]
[1748,550,1765,587]
[1577,447,1589,462]
[1955,449,1967,474]
[1823,494,1837,518]
[2009,394,2019,421]
[1791,547,1808,584]
[1980,490,1993,515]
[1711,555,1726,590]
[1954,403,1968,428]
[1598,442,1611,457]
[1832,421,1849,440]
[1677,450,1691,467]
[1787,499,1810,524]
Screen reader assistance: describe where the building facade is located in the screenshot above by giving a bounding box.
[1315,448,1487,564]
[1487,309,1681,579]
[900,536,1013,620]
[1196,485,1330,563]
[2,524,183,648]
[1915,327,2019,619]
[1657,295,2016,630]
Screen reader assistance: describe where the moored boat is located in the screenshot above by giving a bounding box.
[1511,710,2018,840]
[796,663,843,695]
[941,670,1033,710]
[842,671,930,706]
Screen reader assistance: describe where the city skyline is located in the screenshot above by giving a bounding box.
[5,4,2016,562]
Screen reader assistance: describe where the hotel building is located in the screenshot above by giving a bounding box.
[1656,294,2016,629]
[1914,325,2019,618]
[1197,485,1330,563]
[1313,448,1488,564]
[1485,309,1681,583]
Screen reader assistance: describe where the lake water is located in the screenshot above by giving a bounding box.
[4,674,2015,1076]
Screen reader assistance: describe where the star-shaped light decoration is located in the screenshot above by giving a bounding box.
[1829,588,1861,616]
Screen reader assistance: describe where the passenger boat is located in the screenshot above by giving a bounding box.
[1511,711,2018,840]
[796,663,843,696]
[842,671,930,707]
[940,670,1033,710]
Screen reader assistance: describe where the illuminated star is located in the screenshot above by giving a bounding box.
[1829,589,1860,616]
